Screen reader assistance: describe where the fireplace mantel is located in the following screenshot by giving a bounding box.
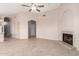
[62,31,73,34]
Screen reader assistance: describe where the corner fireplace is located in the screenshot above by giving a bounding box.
[63,33,73,45]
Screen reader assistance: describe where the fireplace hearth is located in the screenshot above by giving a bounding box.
[63,33,73,45]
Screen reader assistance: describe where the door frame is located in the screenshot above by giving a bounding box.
[28,20,36,38]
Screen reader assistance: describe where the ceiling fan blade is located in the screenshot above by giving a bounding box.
[29,9,32,12]
[38,5,44,7]
[21,4,30,7]
[36,9,40,12]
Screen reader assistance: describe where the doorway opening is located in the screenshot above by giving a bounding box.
[4,17,11,40]
[28,20,36,38]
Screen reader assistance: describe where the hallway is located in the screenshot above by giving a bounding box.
[0,38,79,56]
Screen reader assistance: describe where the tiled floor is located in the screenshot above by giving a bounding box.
[0,38,79,56]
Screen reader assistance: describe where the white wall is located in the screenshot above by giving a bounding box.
[36,10,59,40]
[11,12,37,39]
[0,18,4,42]
[57,4,79,50]
[11,10,59,40]
[73,4,79,50]
[11,16,20,39]
[57,4,75,41]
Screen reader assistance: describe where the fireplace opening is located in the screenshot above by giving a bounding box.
[63,33,73,45]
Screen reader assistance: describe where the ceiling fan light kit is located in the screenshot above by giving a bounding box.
[21,3,44,12]
[31,6,36,10]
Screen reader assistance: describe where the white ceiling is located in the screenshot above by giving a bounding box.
[0,3,60,16]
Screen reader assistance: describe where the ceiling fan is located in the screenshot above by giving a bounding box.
[21,3,44,12]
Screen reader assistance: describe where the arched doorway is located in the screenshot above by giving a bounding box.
[4,17,11,38]
[28,20,36,38]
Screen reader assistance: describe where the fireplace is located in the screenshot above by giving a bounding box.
[63,33,73,45]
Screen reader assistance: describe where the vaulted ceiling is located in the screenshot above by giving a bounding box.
[0,3,61,16]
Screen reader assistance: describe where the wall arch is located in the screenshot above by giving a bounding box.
[61,10,74,31]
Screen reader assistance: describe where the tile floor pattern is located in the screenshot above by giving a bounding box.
[0,38,79,56]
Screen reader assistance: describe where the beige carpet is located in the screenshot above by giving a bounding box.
[0,38,79,56]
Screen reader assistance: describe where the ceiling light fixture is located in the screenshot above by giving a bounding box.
[21,3,44,12]
[31,6,36,10]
